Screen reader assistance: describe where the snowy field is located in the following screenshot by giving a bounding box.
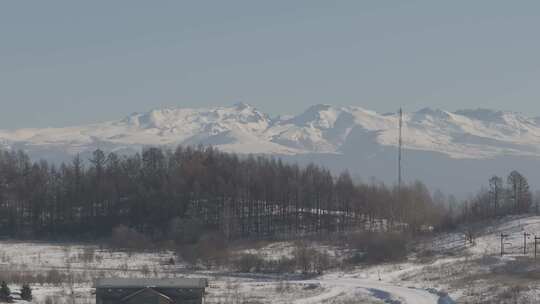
[4,215,540,303]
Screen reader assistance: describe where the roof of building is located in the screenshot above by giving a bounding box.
[95,278,208,289]
[121,287,173,303]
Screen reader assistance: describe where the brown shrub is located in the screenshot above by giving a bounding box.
[177,232,230,268]
[346,232,409,264]
[110,225,152,250]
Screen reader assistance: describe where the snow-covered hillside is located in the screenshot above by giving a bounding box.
[2,103,540,160]
[7,215,540,303]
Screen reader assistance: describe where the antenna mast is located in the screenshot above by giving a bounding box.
[398,108,403,192]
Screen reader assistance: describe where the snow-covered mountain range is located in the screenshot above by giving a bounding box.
[4,103,540,194]
[2,103,540,160]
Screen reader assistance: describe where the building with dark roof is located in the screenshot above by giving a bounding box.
[95,278,208,304]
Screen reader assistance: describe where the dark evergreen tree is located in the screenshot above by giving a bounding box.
[20,284,32,301]
[0,281,11,302]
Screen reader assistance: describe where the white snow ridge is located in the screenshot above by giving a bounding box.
[2,104,540,160]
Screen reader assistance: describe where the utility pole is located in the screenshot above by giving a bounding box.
[393,108,403,231]
[524,232,531,255]
[501,233,509,256]
[398,108,403,193]
[535,236,540,259]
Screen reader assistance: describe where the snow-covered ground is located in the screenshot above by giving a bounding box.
[400,215,540,303]
[0,240,449,304]
[0,242,178,304]
[5,215,540,303]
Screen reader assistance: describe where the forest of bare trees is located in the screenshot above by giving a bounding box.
[0,146,447,243]
[460,170,534,222]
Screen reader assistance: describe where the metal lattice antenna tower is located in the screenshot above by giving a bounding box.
[398,108,403,192]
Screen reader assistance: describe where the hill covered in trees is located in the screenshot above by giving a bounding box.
[0,146,448,242]
[0,145,535,246]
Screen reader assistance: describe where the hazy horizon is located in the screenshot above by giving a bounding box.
[3,1,540,128]
[1,102,536,130]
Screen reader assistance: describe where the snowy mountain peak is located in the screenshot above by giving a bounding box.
[287,104,341,128]
[416,107,449,115]
[305,103,334,112]
[454,108,537,126]
[120,104,271,131]
[455,108,510,124]
[411,107,452,121]
[137,108,172,129]
[233,102,253,110]
[3,104,540,161]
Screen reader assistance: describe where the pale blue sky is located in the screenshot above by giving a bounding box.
[2,1,540,128]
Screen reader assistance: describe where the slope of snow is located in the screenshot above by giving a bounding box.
[295,275,441,304]
[3,104,540,160]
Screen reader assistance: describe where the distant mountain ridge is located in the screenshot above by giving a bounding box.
[2,103,540,160]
